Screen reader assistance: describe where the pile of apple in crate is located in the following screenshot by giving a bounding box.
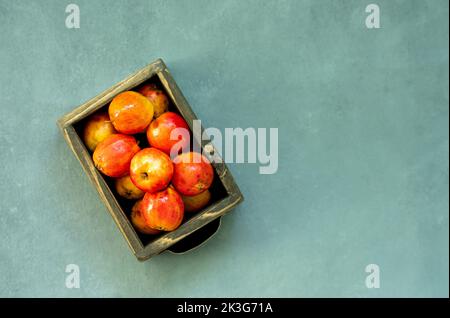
[82,84,213,235]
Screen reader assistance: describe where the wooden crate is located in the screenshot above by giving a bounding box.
[57,59,243,261]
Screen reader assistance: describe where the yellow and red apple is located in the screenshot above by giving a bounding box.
[93,134,140,178]
[141,187,184,231]
[109,91,154,134]
[172,152,214,196]
[146,112,190,156]
[181,189,211,213]
[129,148,174,193]
[131,200,160,235]
[137,83,169,118]
[114,175,144,200]
[82,111,116,152]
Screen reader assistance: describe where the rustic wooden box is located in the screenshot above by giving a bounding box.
[57,59,243,261]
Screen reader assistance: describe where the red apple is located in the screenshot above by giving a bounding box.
[109,91,154,134]
[172,152,214,196]
[141,187,184,231]
[82,111,116,152]
[131,200,160,235]
[137,83,169,118]
[129,148,174,193]
[146,112,190,156]
[93,134,140,178]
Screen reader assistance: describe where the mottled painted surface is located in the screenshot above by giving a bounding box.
[0,0,448,297]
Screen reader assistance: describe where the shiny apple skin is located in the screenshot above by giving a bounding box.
[129,148,174,193]
[131,200,160,235]
[172,152,214,196]
[181,189,211,213]
[109,91,154,134]
[141,187,184,231]
[146,112,190,156]
[82,111,116,152]
[115,175,144,200]
[137,83,169,118]
[93,134,140,178]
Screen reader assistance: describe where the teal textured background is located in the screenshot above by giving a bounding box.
[0,0,448,297]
